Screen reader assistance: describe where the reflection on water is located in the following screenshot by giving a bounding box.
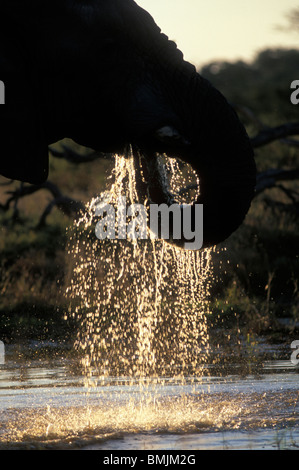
[0,344,298,450]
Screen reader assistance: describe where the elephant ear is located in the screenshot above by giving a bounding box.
[0,54,49,184]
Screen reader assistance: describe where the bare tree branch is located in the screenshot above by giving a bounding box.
[37,195,85,228]
[255,168,299,195]
[0,180,85,226]
[0,179,14,186]
[262,197,299,217]
[251,123,299,148]
[233,104,299,148]
[279,138,299,148]
[49,144,107,164]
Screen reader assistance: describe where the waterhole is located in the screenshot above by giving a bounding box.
[0,151,298,450]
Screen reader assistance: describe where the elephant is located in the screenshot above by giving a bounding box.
[0,0,256,248]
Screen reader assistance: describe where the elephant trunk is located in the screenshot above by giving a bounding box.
[136,72,256,249]
[122,3,256,248]
[186,77,256,248]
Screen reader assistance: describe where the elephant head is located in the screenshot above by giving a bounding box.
[0,0,256,248]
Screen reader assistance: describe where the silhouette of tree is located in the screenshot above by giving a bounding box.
[278,7,299,35]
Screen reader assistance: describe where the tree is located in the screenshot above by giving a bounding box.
[278,7,299,35]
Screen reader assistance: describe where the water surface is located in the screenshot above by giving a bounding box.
[0,342,298,450]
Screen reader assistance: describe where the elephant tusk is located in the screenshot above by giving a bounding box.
[155,126,190,147]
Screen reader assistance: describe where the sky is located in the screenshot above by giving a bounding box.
[137,0,299,67]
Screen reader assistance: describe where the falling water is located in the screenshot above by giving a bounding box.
[65,148,213,390]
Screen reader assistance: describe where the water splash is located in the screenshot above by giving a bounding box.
[65,149,213,389]
[1,385,297,449]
